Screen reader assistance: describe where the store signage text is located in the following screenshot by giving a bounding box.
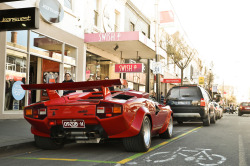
[99,32,121,42]
[162,79,181,83]
[0,16,31,23]
[115,63,143,73]
[0,7,39,31]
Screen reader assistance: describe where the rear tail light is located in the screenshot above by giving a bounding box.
[200,98,206,107]
[25,109,32,116]
[24,106,47,119]
[39,108,47,115]
[96,102,123,119]
[97,107,105,113]
[240,106,243,110]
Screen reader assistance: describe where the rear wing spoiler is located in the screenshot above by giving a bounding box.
[21,79,127,100]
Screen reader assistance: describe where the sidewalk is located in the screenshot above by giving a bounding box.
[0,119,34,152]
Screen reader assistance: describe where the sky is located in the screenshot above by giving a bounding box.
[131,0,250,101]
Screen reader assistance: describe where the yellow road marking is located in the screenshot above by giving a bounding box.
[117,126,202,164]
[12,126,202,164]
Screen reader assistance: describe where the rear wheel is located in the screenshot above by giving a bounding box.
[238,111,243,116]
[203,113,210,126]
[34,135,64,150]
[159,116,173,139]
[123,116,151,152]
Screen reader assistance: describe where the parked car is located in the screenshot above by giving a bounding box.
[22,79,173,152]
[238,102,250,116]
[166,85,216,126]
[211,102,223,119]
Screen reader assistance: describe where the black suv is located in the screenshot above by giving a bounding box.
[166,85,215,126]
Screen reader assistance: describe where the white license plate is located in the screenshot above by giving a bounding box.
[246,107,250,109]
[62,120,85,128]
[178,101,190,105]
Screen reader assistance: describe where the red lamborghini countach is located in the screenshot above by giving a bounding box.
[22,79,173,152]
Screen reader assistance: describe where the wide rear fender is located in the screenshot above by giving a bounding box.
[159,107,173,134]
[109,106,150,138]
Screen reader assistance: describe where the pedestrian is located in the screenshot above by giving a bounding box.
[62,73,75,95]
[96,76,101,80]
[104,76,114,91]
[160,92,164,104]
[150,91,156,100]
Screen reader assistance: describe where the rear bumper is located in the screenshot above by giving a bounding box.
[171,106,208,121]
[239,110,250,114]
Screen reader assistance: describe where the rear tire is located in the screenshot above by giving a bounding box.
[203,113,210,126]
[159,116,173,139]
[34,135,64,150]
[238,111,243,116]
[123,116,151,152]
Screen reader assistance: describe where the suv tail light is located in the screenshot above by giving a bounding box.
[240,106,243,110]
[24,105,47,119]
[200,98,206,107]
[96,102,122,119]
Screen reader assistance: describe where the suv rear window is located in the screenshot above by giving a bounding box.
[166,86,202,100]
[241,102,250,106]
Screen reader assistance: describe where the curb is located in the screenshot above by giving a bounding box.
[0,141,36,156]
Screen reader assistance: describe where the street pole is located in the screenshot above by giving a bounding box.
[155,0,160,102]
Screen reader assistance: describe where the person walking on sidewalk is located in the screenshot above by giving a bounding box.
[62,73,75,95]
[160,92,164,104]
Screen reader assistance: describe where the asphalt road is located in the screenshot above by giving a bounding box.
[0,113,249,166]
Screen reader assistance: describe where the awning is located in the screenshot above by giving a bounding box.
[85,31,165,59]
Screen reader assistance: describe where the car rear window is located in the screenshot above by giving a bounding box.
[166,86,202,100]
[241,102,250,106]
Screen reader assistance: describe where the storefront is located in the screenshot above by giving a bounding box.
[84,31,164,92]
[0,3,85,119]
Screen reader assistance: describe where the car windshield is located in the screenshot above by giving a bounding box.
[241,102,250,106]
[166,87,201,100]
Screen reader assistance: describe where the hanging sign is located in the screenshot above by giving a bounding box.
[162,79,181,83]
[0,7,39,31]
[12,81,25,100]
[39,0,64,23]
[198,76,205,85]
[115,63,144,73]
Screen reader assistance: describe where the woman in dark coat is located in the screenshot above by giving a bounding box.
[62,73,75,95]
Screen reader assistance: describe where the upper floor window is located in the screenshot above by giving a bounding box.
[130,22,135,31]
[114,11,120,32]
[93,0,99,26]
[64,0,72,10]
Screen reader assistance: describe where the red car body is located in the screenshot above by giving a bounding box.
[22,79,173,152]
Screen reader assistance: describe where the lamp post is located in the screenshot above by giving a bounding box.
[155,0,160,102]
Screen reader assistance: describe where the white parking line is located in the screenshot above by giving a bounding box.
[239,135,247,166]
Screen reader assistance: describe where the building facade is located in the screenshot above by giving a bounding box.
[0,0,85,119]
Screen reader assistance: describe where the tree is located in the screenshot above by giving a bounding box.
[205,62,215,97]
[165,32,197,85]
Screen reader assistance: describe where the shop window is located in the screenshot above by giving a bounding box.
[5,54,27,111]
[30,31,63,61]
[86,52,112,81]
[64,0,72,10]
[7,31,28,51]
[64,44,76,66]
